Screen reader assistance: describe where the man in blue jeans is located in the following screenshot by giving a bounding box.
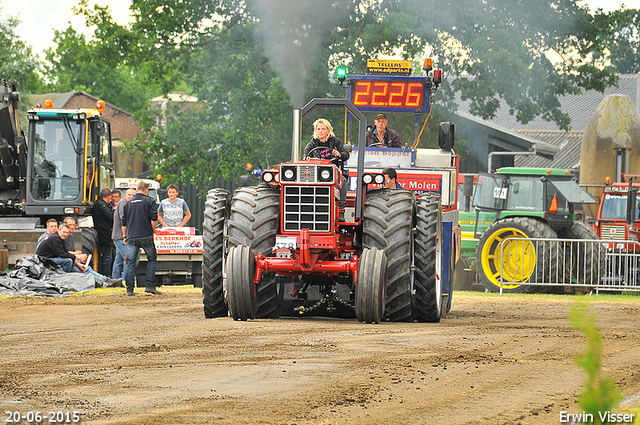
[112,188,135,280]
[122,181,160,296]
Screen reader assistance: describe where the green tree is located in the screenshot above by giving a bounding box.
[44,26,157,114]
[133,21,292,189]
[590,8,640,74]
[0,10,45,94]
[72,0,639,186]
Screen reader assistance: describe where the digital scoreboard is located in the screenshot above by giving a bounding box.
[347,75,430,113]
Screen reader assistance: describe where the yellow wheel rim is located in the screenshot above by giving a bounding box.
[480,227,536,288]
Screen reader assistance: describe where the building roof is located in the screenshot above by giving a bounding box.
[28,91,133,117]
[456,73,640,170]
[457,110,559,159]
[457,74,639,132]
[513,130,583,170]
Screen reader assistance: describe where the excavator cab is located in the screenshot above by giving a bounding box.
[25,103,115,216]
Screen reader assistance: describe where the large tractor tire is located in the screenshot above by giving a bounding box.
[453,257,475,291]
[81,227,98,256]
[227,186,281,318]
[227,246,257,321]
[355,248,387,324]
[202,188,230,318]
[363,189,416,322]
[566,221,605,285]
[81,228,99,270]
[413,193,442,322]
[476,217,558,293]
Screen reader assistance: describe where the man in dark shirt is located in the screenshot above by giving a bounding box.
[63,216,88,263]
[92,188,114,275]
[365,113,402,148]
[35,223,78,272]
[122,181,160,296]
[36,218,58,247]
[36,223,121,286]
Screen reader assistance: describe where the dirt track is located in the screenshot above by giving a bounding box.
[1,288,640,425]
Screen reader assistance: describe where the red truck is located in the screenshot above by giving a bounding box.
[594,174,640,286]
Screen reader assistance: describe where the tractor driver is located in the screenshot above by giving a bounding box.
[365,113,402,148]
[303,118,350,221]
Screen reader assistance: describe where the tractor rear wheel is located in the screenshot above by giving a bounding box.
[413,193,442,322]
[566,221,605,284]
[202,188,230,318]
[363,189,416,322]
[453,257,475,291]
[355,248,387,324]
[475,217,558,293]
[228,187,281,318]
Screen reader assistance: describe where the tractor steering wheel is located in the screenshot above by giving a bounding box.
[306,146,341,163]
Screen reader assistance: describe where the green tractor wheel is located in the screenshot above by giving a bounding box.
[475,217,558,293]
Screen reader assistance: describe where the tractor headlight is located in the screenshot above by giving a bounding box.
[363,174,373,184]
[263,172,274,182]
[318,167,333,182]
[374,174,385,184]
[282,166,296,181]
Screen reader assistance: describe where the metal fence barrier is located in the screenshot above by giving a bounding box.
[498,238,640,295]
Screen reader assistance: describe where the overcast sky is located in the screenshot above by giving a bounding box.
[2,0,640,59]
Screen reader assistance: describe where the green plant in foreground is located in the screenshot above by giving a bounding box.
[570,302,624,424]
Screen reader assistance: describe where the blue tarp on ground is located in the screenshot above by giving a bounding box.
[0,255,95,297]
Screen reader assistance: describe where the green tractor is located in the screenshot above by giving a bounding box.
[471,167,603,293]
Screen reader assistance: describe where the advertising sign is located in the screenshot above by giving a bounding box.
[345,146,414,169]
[153,227,202,254]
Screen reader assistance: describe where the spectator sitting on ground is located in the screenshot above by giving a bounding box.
[62,217,88,263]
[37,218,58,246]
[35,223,120,287]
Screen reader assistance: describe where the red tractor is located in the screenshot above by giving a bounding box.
[202,98,454,323]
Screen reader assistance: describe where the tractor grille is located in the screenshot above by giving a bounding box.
[298,165,315,182]
[600,224,626,241]
[283,186,331,232]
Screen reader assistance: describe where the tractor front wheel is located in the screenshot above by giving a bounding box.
[227,245,257,321]
[355,248,387,324]
[475,217,558,293]
[363,189,416,322]
[228,187,280,318]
